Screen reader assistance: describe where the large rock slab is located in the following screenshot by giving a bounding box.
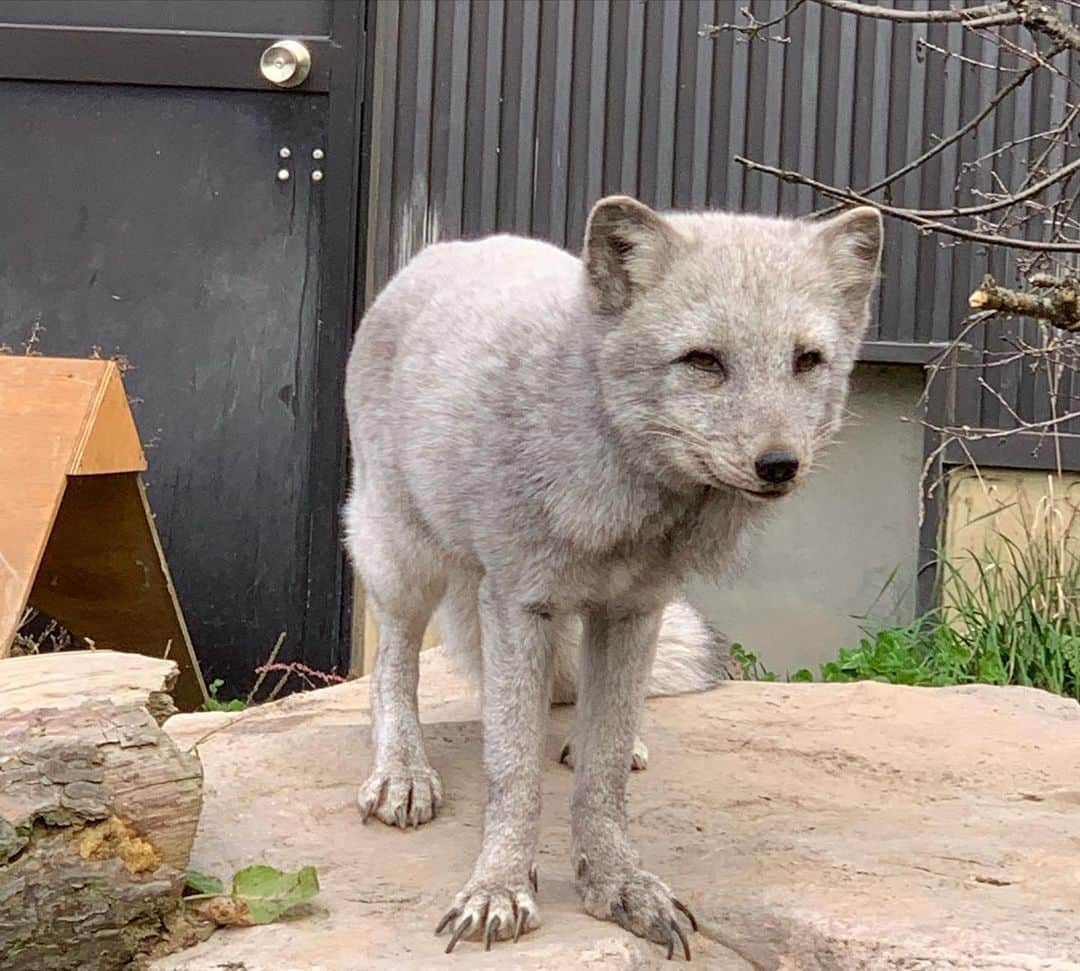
[157,649,1080,969]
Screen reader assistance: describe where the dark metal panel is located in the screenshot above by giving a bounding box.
[653,0,680,211]
[0,1,331,34]
[307,0,366,672]
[444,0,470,239]
[603,0,629,194]
[637,0,662,207]
[409,0,436,257]
[548,0,575,245]
[760,0,786,215]
[621,0,645,197]
[389,0,420,263]
[531,0,557,240]
[0,24,332,91]
[586,0,610,208]
[480,0,505,232]
[795,0,821,215]
[363,0,398,301]
[705,0,733,207]
[691,0,715,208]
[814,1,840,205]
[566,0,594,248]
[428,0,456,241]
[673,0,699,210]
[496,0,522,232]
[831,5,858,193]
[0,81,330,688]
[514,0,540,232]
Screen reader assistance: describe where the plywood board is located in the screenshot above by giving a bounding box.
[0,356,205,709]
[0,358,109,647]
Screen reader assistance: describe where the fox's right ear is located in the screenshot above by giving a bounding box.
[584,196,681,314]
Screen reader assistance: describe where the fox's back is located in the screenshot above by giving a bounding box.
[344,234,597,552]
[347,234,580,428]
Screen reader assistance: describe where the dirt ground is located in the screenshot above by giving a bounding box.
[156,648,1080,970]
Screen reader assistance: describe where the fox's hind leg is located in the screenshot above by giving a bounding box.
[345,489,446,828]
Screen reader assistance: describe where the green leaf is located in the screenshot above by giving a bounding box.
[790,668,814,682]
[231,864,320,925]
[184,871,225,896]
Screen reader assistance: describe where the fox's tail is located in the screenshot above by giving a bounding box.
[647,598,734,696]
[438,578,734,702]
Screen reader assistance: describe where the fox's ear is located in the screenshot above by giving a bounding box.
[815,206,883,313]
[584,196,682,314]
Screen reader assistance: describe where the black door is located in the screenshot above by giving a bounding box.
[0,1,365,692]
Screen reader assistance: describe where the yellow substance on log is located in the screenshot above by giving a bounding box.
[79,816,161,873]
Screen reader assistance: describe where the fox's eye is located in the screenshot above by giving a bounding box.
[680,351,726,377]
[794,349,824,374]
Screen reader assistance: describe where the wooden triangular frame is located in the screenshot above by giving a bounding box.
[0,356,206,710]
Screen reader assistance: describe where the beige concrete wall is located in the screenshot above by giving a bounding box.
[686,364,926,677]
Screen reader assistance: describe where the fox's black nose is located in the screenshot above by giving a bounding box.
[754,449,799,484]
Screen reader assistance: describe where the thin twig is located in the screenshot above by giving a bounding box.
[245,631,287,706]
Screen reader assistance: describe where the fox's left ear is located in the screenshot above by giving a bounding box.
[815,206,883,318]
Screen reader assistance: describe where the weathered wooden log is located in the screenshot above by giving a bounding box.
[0,651,203,970]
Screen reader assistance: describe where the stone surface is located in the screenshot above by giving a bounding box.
[157,649,1080,970]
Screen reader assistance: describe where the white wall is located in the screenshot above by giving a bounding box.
[686,364,926,677]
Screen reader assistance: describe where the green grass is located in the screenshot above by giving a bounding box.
[201,678,247,712]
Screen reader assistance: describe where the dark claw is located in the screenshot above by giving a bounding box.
[558,742,571,764]
[671,918,691,961]
[361,777,388,824]
[513,906,530,942]
[611,894,630,927]
[434,907,460,936]
[445,916,473,954]
[484,915,500,951]
[575,854,589,881]
[667,936,674,961]
[672,897,698,933]
[529,863,539,894]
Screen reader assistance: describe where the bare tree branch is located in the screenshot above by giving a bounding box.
[734,156,1080,251]
[815,1,1017,24]
[1006,0,1080,52]
[969,273,1080,330]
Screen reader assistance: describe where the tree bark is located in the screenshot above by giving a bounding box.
[0,651,203,970]
[969,274,1080,332]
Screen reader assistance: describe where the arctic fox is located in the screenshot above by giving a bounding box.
[343,196,882,958]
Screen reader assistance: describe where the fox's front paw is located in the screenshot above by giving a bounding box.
[436,864,540,952]
[575,855,698,960]
[358,762,443,828]
[558,735,649,771]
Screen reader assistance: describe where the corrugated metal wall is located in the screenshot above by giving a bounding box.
[362,0,1080,435]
